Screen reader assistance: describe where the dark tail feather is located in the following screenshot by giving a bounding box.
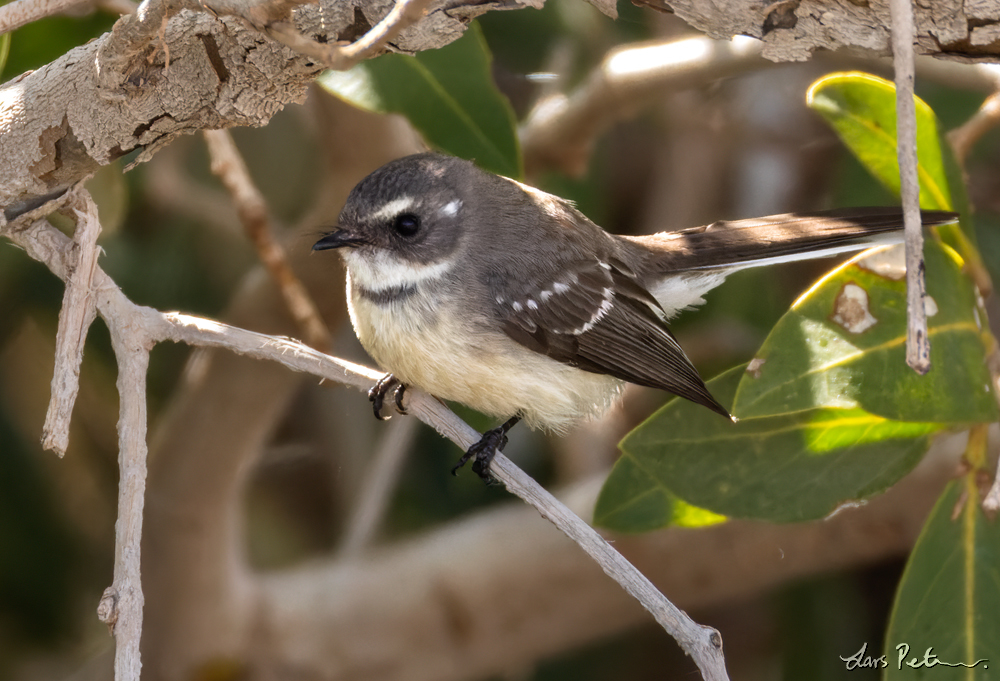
[629,208,958,274]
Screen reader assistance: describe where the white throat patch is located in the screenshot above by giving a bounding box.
[342,249,454,292]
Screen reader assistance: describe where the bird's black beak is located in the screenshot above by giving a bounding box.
[313,229,366,251]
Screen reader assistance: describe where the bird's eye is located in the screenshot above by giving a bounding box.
[392,213,421,237]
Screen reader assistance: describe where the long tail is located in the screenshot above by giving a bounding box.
[627,208,958,275]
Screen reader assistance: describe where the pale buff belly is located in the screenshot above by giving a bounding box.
[347,283,622,432]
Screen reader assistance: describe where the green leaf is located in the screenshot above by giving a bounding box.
[806,71,981,270]
[318,23,522,178]
[883,479,1000,679]
[594,456,726,532]
[0,33,9,79]
[597,365,941,526]
[733,240,997,424]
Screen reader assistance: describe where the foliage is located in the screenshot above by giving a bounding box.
[319,23,522,178]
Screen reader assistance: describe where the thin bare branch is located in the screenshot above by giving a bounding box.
[4,215,729,681]
[520,35,765,176]
[890,0,930,374]
[949,90,1000,163]
[982,344,1000,516]
[337,415,418,556]
[0,0,91,36]
[203,129,332,350]
[267,0,436,71]
[41,189,102,456]
[106,322,150,681]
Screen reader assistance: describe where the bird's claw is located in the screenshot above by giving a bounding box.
[369,374,407,420]
[452,415,521,484]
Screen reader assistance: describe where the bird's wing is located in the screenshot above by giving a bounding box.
[497,258,731,419]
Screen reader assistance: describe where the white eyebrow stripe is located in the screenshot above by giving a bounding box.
[370,196,416,222]
[440,199,462,217]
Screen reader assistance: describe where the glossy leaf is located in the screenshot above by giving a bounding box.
[806,71,982,274]
[733,240,997,424]
[595,365,941,527]
[595,456,725,532]
[318,23,521,178]
[883,479,1000,679]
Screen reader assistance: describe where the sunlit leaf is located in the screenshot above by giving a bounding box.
[596,365,941,526]
[806,71,983,276]
[733,240,997,424]
[883,479,1000,679]
[318,23,521,178]
[594,456,726,532]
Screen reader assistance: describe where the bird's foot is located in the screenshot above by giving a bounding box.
[452,416,521,484]
[368,374,407,420]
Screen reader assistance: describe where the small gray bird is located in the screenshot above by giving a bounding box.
[314,152,955,479]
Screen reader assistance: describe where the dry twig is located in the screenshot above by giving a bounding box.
[337,416,419,555]
[949,91,1000,164]
[267,0,437,71]
[204,129,332,350]
[889,0,930,374]
[520,35,765,176]
[41,189,102,456]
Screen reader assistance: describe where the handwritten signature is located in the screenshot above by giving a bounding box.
[841,642,988,670]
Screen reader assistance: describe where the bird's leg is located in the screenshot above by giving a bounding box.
[368,374,407,420]
[452,415,522,483]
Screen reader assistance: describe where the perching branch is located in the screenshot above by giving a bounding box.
[2,208,729,681]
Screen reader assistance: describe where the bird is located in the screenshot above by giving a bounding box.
[313,152,956,480]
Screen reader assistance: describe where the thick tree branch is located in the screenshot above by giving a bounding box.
[654,1,1000,63]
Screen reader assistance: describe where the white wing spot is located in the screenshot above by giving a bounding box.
[512,301,523,313]
[553,282,570,294]
[539,289,553,302]
[527,299,538,310]
[574,288,614,334]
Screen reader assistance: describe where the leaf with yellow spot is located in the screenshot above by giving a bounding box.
[594,365,942,527]
[732,240,997,424]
